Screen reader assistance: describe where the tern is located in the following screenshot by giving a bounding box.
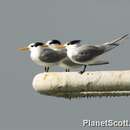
[46,40,82,72]
[63,34,128,74]
[18,42,65,72]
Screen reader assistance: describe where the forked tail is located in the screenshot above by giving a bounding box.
[102,34,128,52]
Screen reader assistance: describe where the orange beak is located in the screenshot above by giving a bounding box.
[55,44,65,49]
[41,44,48,47]
[17,47,29,51]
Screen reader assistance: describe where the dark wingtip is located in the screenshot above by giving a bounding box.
[122,34,129,39]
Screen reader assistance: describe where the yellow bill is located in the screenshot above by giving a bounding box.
[41,44,48,47]
[18,47,29,51]
[55,44,65,49]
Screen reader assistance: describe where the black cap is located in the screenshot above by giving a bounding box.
[67,40,81,45]
[34,42,44,47]
[48,40,61,45]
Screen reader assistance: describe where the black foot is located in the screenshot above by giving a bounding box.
[79,65,87,74]
[66,69,70,72]
[79,71,85,74]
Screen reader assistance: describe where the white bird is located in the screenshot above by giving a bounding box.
[46,40,82,72]
[63,34,128,74]
[18,42,66,72]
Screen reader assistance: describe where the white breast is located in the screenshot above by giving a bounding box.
[30,48,43,66]
[67,47,78,60]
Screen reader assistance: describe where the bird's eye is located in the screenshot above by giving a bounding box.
[31,45,34,47]
[67,43,70,45]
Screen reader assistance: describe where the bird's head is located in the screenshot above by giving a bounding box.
[45,40,64,51]
[18,42,48,52]
[64,40,81,49]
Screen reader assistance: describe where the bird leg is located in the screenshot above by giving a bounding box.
[44,66,49,72]
[79,65,87,74]
[65,68,70,72]
[46,67,49,72]
[44,67,47,72]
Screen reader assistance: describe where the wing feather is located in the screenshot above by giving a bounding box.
[39,48,66,63]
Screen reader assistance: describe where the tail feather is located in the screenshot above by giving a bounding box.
[102,34,128,52]
[88,60,109,66]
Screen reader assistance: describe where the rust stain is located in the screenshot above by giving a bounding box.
[42,72,61,80]
[43,73,48,80]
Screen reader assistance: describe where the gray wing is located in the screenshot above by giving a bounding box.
[73,45,104,62]
[62,57,81,67]
[39,48,66,63]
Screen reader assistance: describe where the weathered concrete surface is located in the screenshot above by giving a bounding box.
[32,70,130,98]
